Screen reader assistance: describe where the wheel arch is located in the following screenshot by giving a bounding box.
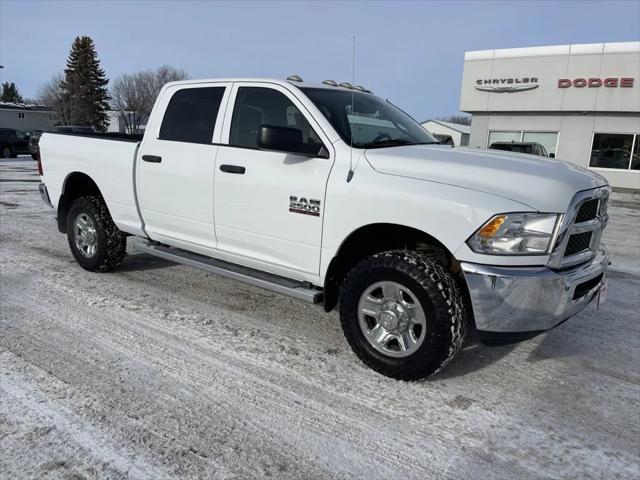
[56,171,104,233]
[322,223,465,312]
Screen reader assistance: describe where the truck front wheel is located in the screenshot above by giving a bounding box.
[66,196,126,272]
[339,250,466,380]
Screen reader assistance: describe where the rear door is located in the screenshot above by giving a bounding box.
[137,83,232,253]
[213,83,334,277]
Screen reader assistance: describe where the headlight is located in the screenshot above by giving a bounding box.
[467,213,560,255]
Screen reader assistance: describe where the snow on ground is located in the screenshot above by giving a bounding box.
[0,157,638,479]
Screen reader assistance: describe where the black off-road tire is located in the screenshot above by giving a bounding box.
[339,250,466,380]
[1,145,12,159]
[66,196,126,272]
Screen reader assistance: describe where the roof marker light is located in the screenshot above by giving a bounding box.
[286,75,303,82]
[322,80,338,86]
[339,82,353,89]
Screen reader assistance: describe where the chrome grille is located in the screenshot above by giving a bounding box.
[548,186,610,269]
[575,199,599,223]
[565,231,592,256]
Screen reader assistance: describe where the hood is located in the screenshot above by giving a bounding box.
[365,145,607,212]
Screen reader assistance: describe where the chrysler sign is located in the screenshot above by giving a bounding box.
[475,77,539,92]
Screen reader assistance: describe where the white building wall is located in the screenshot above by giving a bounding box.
[0,109,56,130]
[422,121,462,146]
[462,42,640,190]
[107,110,148,134]
[469,113,640,190]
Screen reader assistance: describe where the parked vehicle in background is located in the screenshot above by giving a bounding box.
[432,133,454,146]
[50,126,96,134]
[0,128,31,158]
[28,130,44,160]
[29,126,96,160]
[489,141,553,157]
[38,77,610,380]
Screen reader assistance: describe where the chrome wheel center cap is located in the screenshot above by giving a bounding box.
[380,302,408,333]
[380,311,398,330]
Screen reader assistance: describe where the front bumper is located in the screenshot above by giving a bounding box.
[461,245,609,335]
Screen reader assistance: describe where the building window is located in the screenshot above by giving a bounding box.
[487,131,520,145]
[18,112,25,119]
[522,132,558,155]
[487,130,559,156]
[589,133,638,171]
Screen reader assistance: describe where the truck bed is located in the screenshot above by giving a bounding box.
[39,131,145,236]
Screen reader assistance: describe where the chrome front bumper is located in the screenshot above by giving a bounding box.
[461,245,609,334]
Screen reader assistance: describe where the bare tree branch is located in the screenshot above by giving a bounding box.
[37,72,79,126]
[435,115,472,126]
[110,66,188,134]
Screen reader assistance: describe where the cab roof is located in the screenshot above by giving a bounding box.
[162,77,370,94]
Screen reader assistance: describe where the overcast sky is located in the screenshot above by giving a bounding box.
[1,0,638,120]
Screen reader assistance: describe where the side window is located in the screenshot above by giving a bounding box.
[230,87,323,149]
[159,87,225,144]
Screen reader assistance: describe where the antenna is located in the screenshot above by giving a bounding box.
[347,36,356,183]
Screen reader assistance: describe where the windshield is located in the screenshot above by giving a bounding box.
[300,88,439,149]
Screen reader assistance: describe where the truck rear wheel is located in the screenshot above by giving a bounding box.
[66,196,126,272]
[339,250,466,380]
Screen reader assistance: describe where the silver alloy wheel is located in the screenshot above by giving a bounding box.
[357,280,427,358]
[74,212,98,258]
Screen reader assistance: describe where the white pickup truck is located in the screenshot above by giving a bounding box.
[38,77,610,380]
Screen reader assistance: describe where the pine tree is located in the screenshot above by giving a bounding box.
[59,36,110,131]
[1,82,23,103]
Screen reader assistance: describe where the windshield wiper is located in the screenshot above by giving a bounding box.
[359,139,440,149]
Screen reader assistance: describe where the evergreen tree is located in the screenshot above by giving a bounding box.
[59,36,110,131]
[1,82,23,103]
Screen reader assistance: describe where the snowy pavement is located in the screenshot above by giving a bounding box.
[1,157,638,479]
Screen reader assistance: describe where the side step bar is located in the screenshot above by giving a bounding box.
[134,240,323,304]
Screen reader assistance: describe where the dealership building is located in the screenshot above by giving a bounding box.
[461,41,640,190]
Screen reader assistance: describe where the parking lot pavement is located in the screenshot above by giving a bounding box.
[1,157,638,479]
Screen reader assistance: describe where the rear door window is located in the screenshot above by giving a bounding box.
[159,87,225,144]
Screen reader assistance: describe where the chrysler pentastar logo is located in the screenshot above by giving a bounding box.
[475,77,539,92]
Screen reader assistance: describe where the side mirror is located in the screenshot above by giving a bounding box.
[549,153,555,158]
[258,125,326,158]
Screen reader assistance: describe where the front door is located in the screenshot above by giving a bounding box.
[214,84,334,277]
[137,83,230,252]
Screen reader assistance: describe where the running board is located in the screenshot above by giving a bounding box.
[134,240,323,304]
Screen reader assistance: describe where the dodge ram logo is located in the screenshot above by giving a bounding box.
[289,196,321,217]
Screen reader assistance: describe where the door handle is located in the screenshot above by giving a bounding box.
[220,164,246,174]
[142,155,162,163]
